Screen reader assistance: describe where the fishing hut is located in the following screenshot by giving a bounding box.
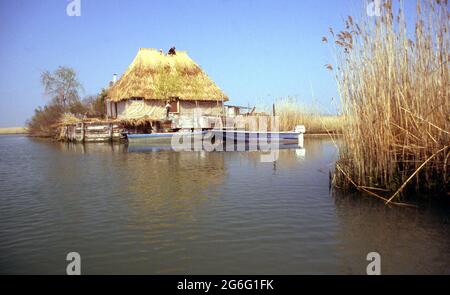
[105,47,229,133]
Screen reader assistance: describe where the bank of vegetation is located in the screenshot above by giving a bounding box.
[326,0,449,203]
[0,127,28,135]
[271,98,343,134]
[27,66,106,137]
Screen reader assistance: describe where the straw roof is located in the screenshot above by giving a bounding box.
[108,48,228,102]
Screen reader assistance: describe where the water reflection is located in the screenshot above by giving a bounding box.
[1,135,448,274]
[332,191,450,274]
[32,139,128,154]
[126,141,304,154]
[124,151,226,220]
[295,148,306,159]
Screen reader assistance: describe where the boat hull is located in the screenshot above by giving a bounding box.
[210,130,301,143]
[126,131,206,144]
[126,129,303,146]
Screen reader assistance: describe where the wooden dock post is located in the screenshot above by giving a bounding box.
[60,121,124,143]
[109,123,113,142]
[80,122,85,142]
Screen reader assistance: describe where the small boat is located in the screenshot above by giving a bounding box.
[125,125,306,147]
[210,125,305,144]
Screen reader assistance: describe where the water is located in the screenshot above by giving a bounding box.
[0,135,448,274]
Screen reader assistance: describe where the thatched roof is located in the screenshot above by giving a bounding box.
[108,48,228,102]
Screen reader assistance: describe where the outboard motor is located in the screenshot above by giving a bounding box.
[294,125,306,133]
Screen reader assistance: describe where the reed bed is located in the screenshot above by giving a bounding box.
[254,97,344,133]
[0,127,28,134]
[327,0,449,202]
[274,98,343,133]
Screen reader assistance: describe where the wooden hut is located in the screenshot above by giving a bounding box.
[105,48,228,131]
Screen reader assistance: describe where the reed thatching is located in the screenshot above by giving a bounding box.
[58,112,81,125]
[108,48,228,102]
[119,116,162,127]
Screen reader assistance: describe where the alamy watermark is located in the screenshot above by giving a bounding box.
[168,109,305,163]
[66,0,81,17]
[66,252,81,275]
[366,252,381,275]
[367,0,382,17]
[64,251,379,274]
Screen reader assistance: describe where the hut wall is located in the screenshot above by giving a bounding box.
[106,100,112,117]
[106,99,118,118]
[117,100,165,119]
[179,101,223,116]
[114,99,223,120]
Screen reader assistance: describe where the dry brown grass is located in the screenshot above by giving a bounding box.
[327,0,449,201]
[254,98,344,133]
[274,98,343,133]
[58,113,81,125]
[0,127,28,134]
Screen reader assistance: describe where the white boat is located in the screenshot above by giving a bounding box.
[125,125,306,147]
[210,125,306,144]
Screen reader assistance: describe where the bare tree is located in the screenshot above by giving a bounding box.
[41,66,84,108]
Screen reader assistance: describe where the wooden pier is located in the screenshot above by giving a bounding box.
[58,121,124,143]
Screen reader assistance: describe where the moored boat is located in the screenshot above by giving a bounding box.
[210,125,306,144]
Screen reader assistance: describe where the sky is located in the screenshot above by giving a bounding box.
[0,0,420,127]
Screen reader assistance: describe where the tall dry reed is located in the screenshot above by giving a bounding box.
[327,0,449,202]
[256,97,344,133]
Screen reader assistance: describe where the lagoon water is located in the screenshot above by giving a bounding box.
[0,135,448,274]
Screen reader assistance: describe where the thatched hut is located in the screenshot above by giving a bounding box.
[106,48,228,128]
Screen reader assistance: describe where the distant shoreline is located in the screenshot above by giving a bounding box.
[0,127,28,135]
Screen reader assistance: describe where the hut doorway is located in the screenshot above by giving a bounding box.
[169,98,179,114]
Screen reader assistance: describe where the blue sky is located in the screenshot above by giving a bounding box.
[0,0,418,127]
